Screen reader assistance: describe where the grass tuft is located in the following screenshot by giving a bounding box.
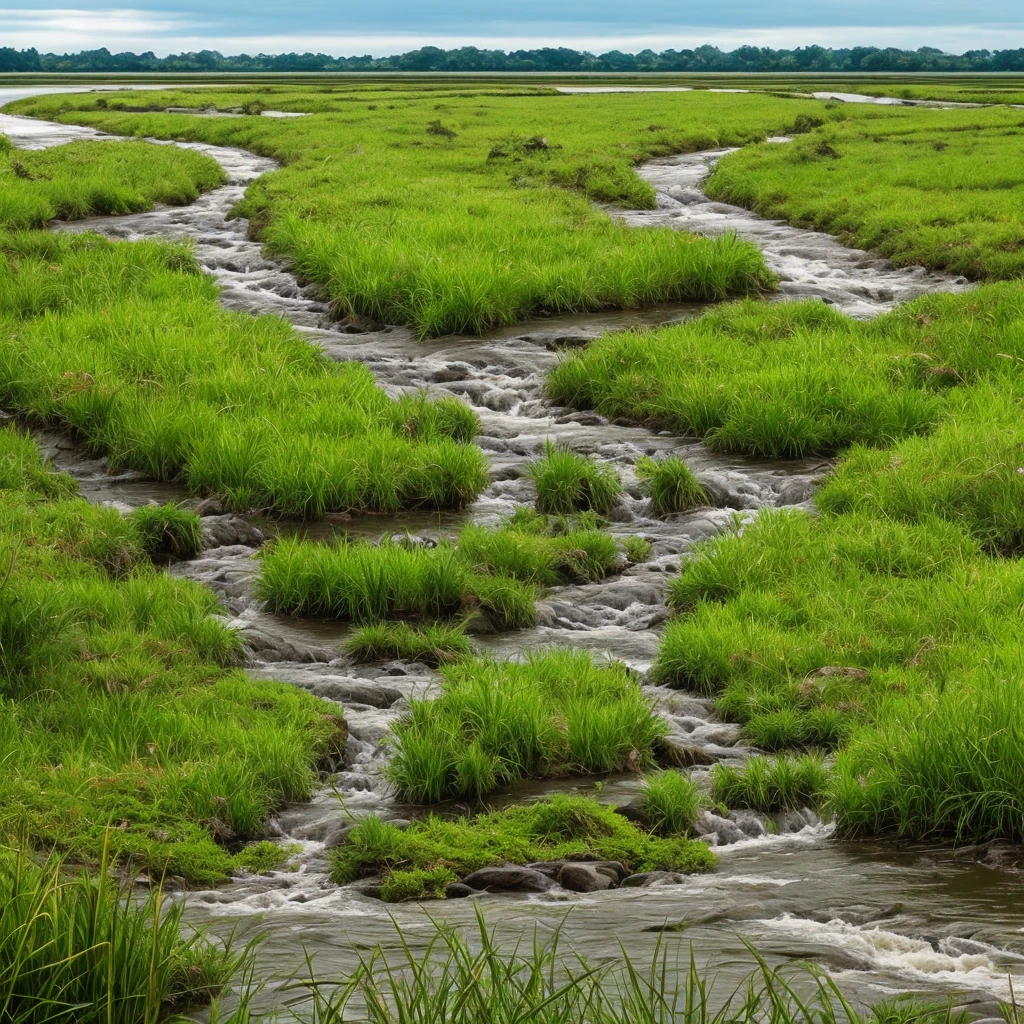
[529,443,622,516]
[711,755,829,813]
[346,621,474,666]
[331,794,716,893]
[387,649,666,803]
[636,455,708,515]
[641,770,703,835]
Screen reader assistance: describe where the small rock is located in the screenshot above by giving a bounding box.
[620,871,686,888]
[558,862,613,893]
[525,861,566,880]
[613,798,649,826]
[445,882,477,899]
[694,810,748,845]
[461,865,557,893]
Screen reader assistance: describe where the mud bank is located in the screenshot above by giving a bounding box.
[2,91,1021,1015]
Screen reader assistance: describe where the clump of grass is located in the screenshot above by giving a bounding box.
[258,514,624,631]
[641,770,702,835]
[710,755,829,813]
[636,456,708,515]
[379,866,456,902]
[331,794,716,893]
[346,621,473,666]
[624,535,652,563]
[128,502,204,560]
[387,649,666,803]
[256,535,536,630]
[233,840,298,874]
[529,443,622,515]
[546,299,939,460]
[0,846,243,1023]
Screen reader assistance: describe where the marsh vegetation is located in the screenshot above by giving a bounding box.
[6,78,1024,1017]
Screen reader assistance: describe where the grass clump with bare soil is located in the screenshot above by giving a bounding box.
[387,649,666,803]
[331,794,716,897]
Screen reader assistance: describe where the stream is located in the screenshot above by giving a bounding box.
[1,88,1021,1016]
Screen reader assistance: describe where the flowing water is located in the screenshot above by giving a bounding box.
[0,89,1020,1015]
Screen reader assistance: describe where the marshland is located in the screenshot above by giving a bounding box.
[4,75,1024,1021]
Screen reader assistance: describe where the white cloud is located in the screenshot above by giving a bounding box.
[0,8,1021,55]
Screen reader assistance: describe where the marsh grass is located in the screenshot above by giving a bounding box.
[331,795,716,893]
[636,456,708,515]
[704,104,1024,279]
[710,756,829,813]
[530,443,622,515]
[258,514,623,630]
[546,299,940,460]
[346,622,473,667]
[128,503,204,560]
[0,426,337,882]
[0,134,225,228]
[387,649,666,803]
[288,910,974,1024]
[5,87,849,336]
[0,844,245,1023]
[0,230,488,517]
[642,770,703,835]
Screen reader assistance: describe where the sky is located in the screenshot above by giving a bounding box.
[1,0,1022,57]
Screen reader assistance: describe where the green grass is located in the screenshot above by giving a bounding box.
[0,230,488,517]
[387,649,666,803]
[257,514,623,630]
[0,133,225,228]
[710,755,829,813]
[0,426,338,882]
[636,455,708,515]
[5,86,890,336]
[345,621,474,666]
[529,443,622,515]
[624,534,653,563]
[128,502,204,560]
[331,795,716,894]
[705,104,1024,280]
[0,846,244,1024]
[641,770,703,835]
[546,298,940,459]
[287,909,975,1024]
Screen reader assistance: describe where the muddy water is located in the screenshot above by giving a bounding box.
[2,91,1022,1014]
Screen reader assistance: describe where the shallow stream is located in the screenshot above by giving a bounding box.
[1,89,1020,1015]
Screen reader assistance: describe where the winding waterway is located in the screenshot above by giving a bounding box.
[1,87,1021,1017]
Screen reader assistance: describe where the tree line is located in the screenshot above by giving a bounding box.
[3,43,1024,74]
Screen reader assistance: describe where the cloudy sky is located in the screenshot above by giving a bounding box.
[1,0,1020,56]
